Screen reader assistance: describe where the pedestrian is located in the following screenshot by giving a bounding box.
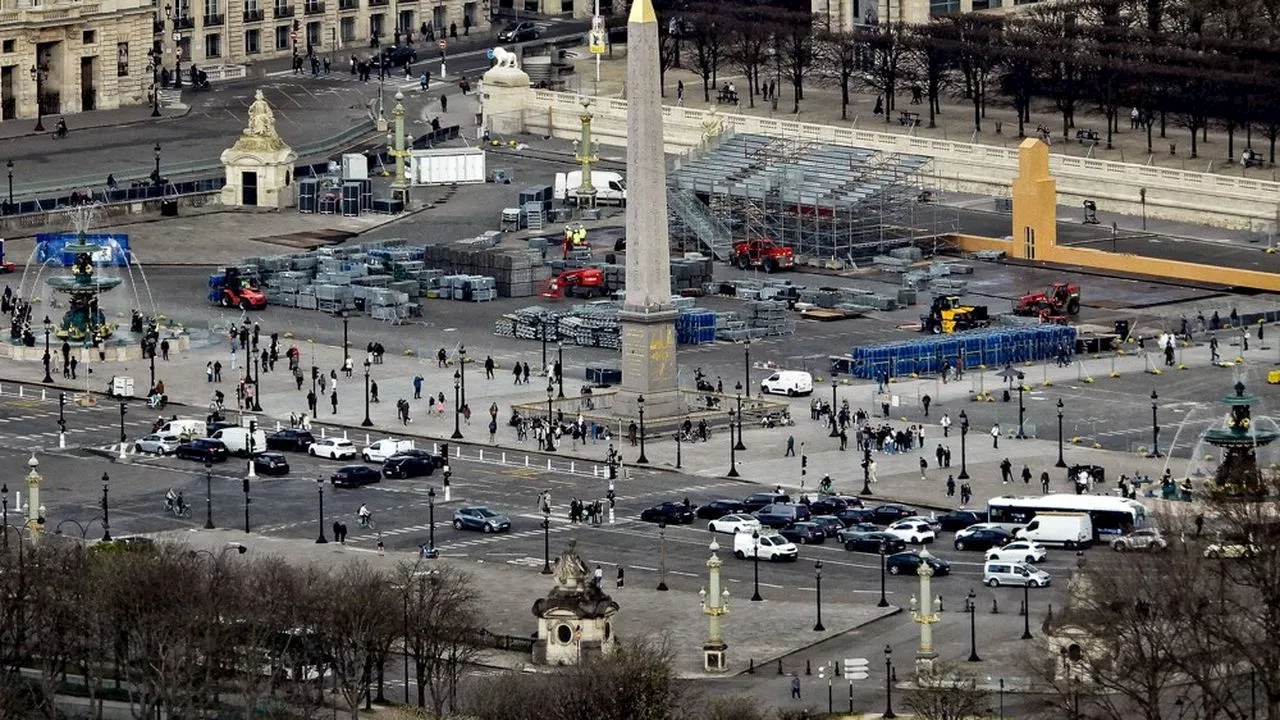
[377,533,385,555]
[513,364,522,384]
[206,361,214,382]
[616,566,625,589]
[628,421,638,446]
[489,418,497,443]
[991,423,1000,449]
[333,521,343,544]
[1210,334,1220,363]
[785,435,795,457]
[946,475,955,497]
[294,366,304,390]
[330,389,338,414]
[522,362,531,384]
[1040,471,1051,493]
[1021,465,1032,485]
[1194,513,1204,537]
[440,92,448,113]
[839,427,848,451]
[69,356,78,379]
[413,374,423,399]
[160,338,170,361]
[1000,458,1013,484]
[935,443,945,468]
[790,675,801,700]
[943,446,951,467]
[676,79,684,106]
[941,412,951,437]
[485,355,495,379]
[919,456,928,480]
[921,393,931,417]
[213,361,222,382]
[370,380,379,403]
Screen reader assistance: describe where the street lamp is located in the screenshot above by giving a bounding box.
[673,429,682,469]
[883,645,896,719]
[966,589,980,661]
[556,341,565,399]
[828,383,840,438]
[750,529,762,601]
[361,358,373,427]
[957,410,970,480]
[813,560,825,631]
[545,382,556,452]
[204,458,214,529]
[1,483,7,548]
[242,474,250,533]
[540,506,552,574]
[727,408,740,478]
[5,159,12,213]
[636,395,649,464]
[458,344,467,408]
[657,520,669,591]
[427,486,436,552]
[1055,398,1067,467]
[153,143,162,186]
[451,371,463,439]
[1022,581,1034,640]
[29,64,45,132]
[877,542,889,607]
[861,443,873,496]
[252,353,262,411]
[340,310,349,366]
[744,338,751,394]
[1015,371,1026,439]
[118,401,127,447]
[734,382,746,451]
[1151,389,1160,457]
[315,475,327,543]
[41,316,53,384]
[100,472,112,542]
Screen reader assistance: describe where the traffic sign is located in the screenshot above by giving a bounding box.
[437,39,447,49]
[845,672,870,680]
[486,48,495,60]
[588,29,606,55]
[844,658,870,677]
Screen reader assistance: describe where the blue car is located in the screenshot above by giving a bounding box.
[452,506,511,533]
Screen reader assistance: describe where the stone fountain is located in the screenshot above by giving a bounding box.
[1201,381,1278,500]
[45,245,123,341]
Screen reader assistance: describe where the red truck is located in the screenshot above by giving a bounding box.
[731,239,794,273]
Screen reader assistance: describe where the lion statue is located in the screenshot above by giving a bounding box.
[492,46,519,69]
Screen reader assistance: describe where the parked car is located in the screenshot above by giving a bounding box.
[755,503,810,529]
[1110,528,1167,552]
[453,506,511,533]
[1204,541,1258,559]
[267,429,316,452]
[733,531,798,561]
[871,504,918,525]
[363,439,416,463]
[899,515,943,533]
[885,551,952,576]
[843,531,907,554]
[779,522,826,545]
[640,502,695,524]
[885,519,936,544]
[984,560,1051,588]
[807,496,862,516]
[134,433,181,455]
[497,20,540,42]
[986,540,1048,563]
[707,514,761,534]
[697,499,748,520]
[956,522,1017,541]
[743,491,790,513]
[953,527,1015,552]
[808,515,846,539]
[836,507,878,526]
[382,453,437,479]
[309,438,358,460]
[936,509,987,532]
[330,465,381,488]
[175,438,229,463]
[252,451,290,476]
[836,522,883,544]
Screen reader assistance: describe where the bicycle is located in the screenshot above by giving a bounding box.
[165,500,192,518]
[358,515,375,530]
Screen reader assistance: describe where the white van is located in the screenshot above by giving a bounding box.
[363,438,415,463]
[760,370,814,397]
[211,426,269,456]
[554,170,627,206]
[984,560,1052,588]
[159,419,206,440]
[733,530,799,562]
[1014,512,1093,549]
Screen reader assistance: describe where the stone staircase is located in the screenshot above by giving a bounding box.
[666,187,732,261]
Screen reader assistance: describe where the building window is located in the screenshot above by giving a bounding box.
[929,0,959,14]
[116,42,129,76]
[275,24,290,49]
[245,28,261,53]
[2,40,14,53]
[306,20,321,47]
[370,12,383,39]
[206,33,221,57]
[83,30,97,44]
[340,16,355,41]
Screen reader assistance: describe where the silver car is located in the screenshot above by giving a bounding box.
[135,433,181,455]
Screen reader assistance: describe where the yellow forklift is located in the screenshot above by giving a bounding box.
[921,295,990,334]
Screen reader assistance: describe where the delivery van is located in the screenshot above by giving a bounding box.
[1014,512,1093,549]
[554,171,627,206]
[760,370,814,397]
[159,419,206,440]
[733,530,799,562]
[363,438,415,463]
[211,426,269,456]
[983,560,1052,588]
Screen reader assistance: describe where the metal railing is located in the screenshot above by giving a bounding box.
[203,12,224,24]
[273,4,294,17]
[304,1,323,13]
[243,8,264,21]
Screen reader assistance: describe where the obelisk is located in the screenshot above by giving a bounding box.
[617,0,680,419]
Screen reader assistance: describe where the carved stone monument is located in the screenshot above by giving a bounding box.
[531,539,620,665]
[220,89,298,209]
[480,47,532,138]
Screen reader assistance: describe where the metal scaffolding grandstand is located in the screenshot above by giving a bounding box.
[668,133,958,264]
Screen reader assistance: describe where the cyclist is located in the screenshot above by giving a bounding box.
[358,503,372,528]
[165,487,177,512]
[681,418,693,440]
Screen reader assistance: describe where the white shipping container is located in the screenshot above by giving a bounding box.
[412,148,487,185]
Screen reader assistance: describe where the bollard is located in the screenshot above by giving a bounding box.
[992,598,1000,614]
[479,450,484,462]
[547,459,553,471]
[276,421,282,431]
[118,441,128,461]
[364,433,370,445]
[570,462,575,474]
[609,507,615,524]
[594,466,599,478]
[58,432,65,450]
[1047,603,1054,623]
[247,457,257,478]
[40,389,45,401]
[748,659,755,674]
[525,456,530,467]
[456,446,462,457]
[777,659,783,675]
[321,427,327,438]
[806,660,812,676]
[937,595,944,613]
[342,430,348,440]
[502,452,507,464]
[17,386,22,398]
[433,443,438,454]
[445,485,452,502]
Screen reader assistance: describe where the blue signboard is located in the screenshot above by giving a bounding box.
[35,233,131,267]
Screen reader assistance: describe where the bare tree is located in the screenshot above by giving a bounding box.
[813,30,858,120]
[686,1,726,102]
[938,15,1002,133]
[904,22,954,128]
[778,8,817,113]
[857,22,909,124]
[314,562,398,720]
[723,2,772,107]
[395,563,482,716]
[902,666,991,720]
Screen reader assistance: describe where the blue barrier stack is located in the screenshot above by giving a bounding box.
[846,325,1077,379]
[677,309,718,345]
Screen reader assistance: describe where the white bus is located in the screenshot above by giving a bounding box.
[986,494,1146,540]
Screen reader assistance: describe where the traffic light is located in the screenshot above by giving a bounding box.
[311,366,319,380]
[801,455,808,469]
[59,392,66,411]
[606,488,615,502]
[242,477,250,494]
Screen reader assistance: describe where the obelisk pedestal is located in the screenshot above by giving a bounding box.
[616,0,681,421]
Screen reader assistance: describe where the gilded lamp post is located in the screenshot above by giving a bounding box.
[909,549,941,676]
[25,453,43,534]
[387,91,413,205]
[700,538,729,672]
[572,97,598,209]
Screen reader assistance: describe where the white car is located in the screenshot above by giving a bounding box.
[134,433,181,455]
[899,515,942,533]
[708,514,762,535]
[308,438,357,460]
[957,522,1022,540]
[885,520,936,544]
[986,540,1048,563]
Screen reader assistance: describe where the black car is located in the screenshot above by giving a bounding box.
[885,551,952,576]
[952,528,1014,551]
[836,507,878,526]
[743,492,790,513]
[809,515,846,539]
[176,438,229,463]
[779,522,826,545]
[808,496,862,516]
[382,453,437,479]
[843,531,907,554]
[871,504,918,525]
[640,502,695,524]
[331,465,381,488]
[836,522,882,543]
[252,451,290,476]
[936,509,987,532]
[267,429,315,452]
[375,45,418,67]
[696,499,747,520]
[497,20,540,42]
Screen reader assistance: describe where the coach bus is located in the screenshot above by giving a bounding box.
[986,494,1147,540]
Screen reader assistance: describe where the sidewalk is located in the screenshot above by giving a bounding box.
[163,527,898,678]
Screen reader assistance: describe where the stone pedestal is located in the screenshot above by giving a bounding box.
[219,89,298,209]
[531,540,620,666]
[480,50,532,138]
